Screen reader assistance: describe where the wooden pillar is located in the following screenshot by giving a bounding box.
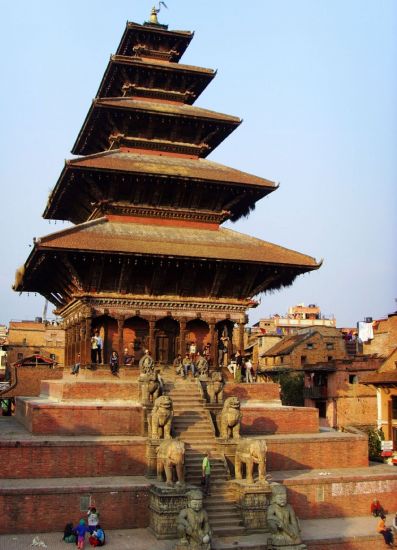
[84,316,92,366]
[209,321,216,366]
[117,317,125,362]
[149,318,156,356]
[238,321,245,354]
[71,323,77,365]
[65,325,70,367]
[179,319,186,356]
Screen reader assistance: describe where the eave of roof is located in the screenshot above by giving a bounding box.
[360,371,397,385]
[33,217,320,268]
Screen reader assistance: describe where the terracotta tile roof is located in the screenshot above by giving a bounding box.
[93,98,240,123]
[37,218,319,268]
[110,55,215,75]
[65,150,276,189]
[261,333,310,356]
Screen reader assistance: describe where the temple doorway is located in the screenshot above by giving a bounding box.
[185,319,209,355]
[155,317,179,364]
[124,316,149,364]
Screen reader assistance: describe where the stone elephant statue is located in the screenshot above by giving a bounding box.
[207,371,224,404]
[235,438,267,484]
[148,395,174,439]
[218,396,242,439]
[156,439,185,486]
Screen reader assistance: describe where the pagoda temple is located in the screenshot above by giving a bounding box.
[14,9,320,366]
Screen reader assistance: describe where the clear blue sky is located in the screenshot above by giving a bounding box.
[0,0,396,327]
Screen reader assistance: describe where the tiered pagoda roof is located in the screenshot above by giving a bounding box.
[14,13,320,315]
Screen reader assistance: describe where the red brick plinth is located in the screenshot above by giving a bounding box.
[0,477,150,534]
[0,437,147,478]
[224,383,281,403]
[40,379,140,401]
[241,404,319,435]
[15,397,146,435]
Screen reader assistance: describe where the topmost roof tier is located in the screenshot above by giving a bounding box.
[116,21,193,62]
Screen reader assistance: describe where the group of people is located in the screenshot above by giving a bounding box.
[227,350,255,383]
[173,350,210,378]
[63,506,105,548]
[372,499,397,547]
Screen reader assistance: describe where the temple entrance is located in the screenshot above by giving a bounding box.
[92,315,116,364]
[123,316,149,364]
[215,319,235,366]
[155,317,179,364]
[185,319,209,355]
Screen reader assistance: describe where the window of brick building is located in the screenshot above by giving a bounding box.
[301,355,307,365]
[307,343,314,349]
[349,375,358,385]
[327,356,333,362]
[326,343,334,350]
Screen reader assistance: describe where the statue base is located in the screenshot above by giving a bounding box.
[232,479,272,532]
[149,484,192,539]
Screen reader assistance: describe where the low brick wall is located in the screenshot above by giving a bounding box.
[283,474,397,519]
[15,398,146,436]
[224,383,280,402]
[0,438,147,478]
[40,380,140,401]
[267,434,368,471]
[306,536,390,549]
[0,480,150,534]
[241,405,319,435]
[1,366,63,398]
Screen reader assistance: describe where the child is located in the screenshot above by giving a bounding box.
[87,506,100,533]
[110,351,119,376]
[74,519,89,549]
[62,522,76,543]
[88,525,105,547]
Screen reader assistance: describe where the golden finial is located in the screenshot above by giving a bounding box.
[149,6,159,25]
[148,2,168,25]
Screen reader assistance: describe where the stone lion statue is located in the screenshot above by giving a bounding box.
[207,371,224,404]
[148,395,174,439]
[218,396,242,439]
[235,438,267,484]
[156,439,185,486]
[140,371,163,403]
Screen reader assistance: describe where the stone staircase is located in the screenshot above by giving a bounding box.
[165,373,245,537]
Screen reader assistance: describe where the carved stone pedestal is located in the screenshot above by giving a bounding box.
[216,439,237,476]
[149,484,190,539]
[232,479,272,532]
[146,439,160,478]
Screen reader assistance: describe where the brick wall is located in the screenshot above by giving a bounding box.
[15,400,146,436]
[1,366,63,398]
[241,405,319,435]
[224,382,280,402]
[0,483,150,534]
[306,536,390,550]
[0,439,147,479]
[283,475,397,519]
[267,434,368,470]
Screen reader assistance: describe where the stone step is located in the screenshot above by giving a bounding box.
[212,525,246,537]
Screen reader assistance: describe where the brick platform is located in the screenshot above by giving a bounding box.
[15,396,146,435]
[241,403,319,434]
[271,464,397,519]
[266,431,368,470]
[40,379,140,401]
[0,476,150,535]
[224,382,281,403]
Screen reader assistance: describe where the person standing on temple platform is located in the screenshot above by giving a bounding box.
[110,351,119,376]
[183,352,194,378]
[202,451,211,497]
[245,356,254,383]
[203,343,211,365]
[91,334,98,363]
[189,341,197,363]
[95,331,103,364]
[71,353,81,375]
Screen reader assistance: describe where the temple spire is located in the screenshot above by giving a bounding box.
[146,2,168,27]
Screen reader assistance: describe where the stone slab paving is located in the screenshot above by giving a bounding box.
[0,515,395,550]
